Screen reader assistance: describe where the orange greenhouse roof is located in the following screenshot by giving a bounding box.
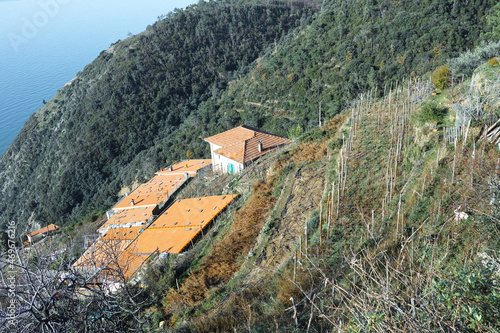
[150,195,238,229]
[131,194,239,254]
[72,239,130,269]
[98,207,155,232]
[156,159,211,176]
[130,227,203,254]
[100,226,144,241]
[113,174,186,210]
[74,195,239,279]
[111,245,150,281]
[204,125,288,164]
[72,230,149,281]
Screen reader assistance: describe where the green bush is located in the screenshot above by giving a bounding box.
[432,265,500,331]
[414,102,447,124]
[431,65,451,90]
[403,144,424,172]
[449,41,500,77]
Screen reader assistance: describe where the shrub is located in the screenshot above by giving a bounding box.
[414,102,447,124]
[449,41,500,77]
[431,65,451,90]
[488,57,499,67]
[403,144,424,172]
[288,124,302,140]
[432,265,500,331]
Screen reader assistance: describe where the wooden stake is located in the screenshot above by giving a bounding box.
[337,175,341,219]
[462,119,471,151]
[451,137,457,184]
[304,221,308,257]
[319,201,323,248]
[371,210,374,232]
[319,101,322,127]
[471,143,475,186]
[293,253,297,282]
[299,235,302,259]
[396,194,401,240]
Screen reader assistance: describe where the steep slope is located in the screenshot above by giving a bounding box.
[165,74,499,332]
[0,0,318,230]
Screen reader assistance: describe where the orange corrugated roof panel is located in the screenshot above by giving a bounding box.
[113,174,186,210]
[204,125,288,164]
[130,227,202,254]
[72,239,130,269]
[98,207,155,232]
[100,226,144,241]
[131,194,239,254]
[156,159,211,176]
[72,230,149,281]
[110,245,150,281]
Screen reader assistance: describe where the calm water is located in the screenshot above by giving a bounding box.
[0,0,194,156]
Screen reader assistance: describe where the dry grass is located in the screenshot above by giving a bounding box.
[290,114,348,165]
[164,180,277,314]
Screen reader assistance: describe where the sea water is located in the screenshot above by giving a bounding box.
[0,0,194,156]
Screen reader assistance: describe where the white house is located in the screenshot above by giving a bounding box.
[204,125,289,174]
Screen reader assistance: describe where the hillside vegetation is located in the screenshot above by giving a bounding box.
[156,65,500,332]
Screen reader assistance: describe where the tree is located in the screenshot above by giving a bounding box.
[0,235,151,332]
[485,3,500,40]
[431,65,451,90]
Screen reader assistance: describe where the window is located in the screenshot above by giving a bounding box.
[228,163,235,173]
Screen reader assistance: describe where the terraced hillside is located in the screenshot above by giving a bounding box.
[160,75,500,331]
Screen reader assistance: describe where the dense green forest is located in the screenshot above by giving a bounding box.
[0,0,497,231]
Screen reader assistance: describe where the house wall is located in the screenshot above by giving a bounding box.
[209,143,244,174]
[216,154,243,174]
[209,142,222,168]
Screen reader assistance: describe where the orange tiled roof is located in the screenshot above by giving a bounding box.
[204,125,257,147]
[27,224,60,238]
[156,159,211,176]
[131,195,239,254]
[204,125,288,164]
[113,174,186,210]
[98,207,155,232]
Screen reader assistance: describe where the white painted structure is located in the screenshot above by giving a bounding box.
[204,125,289,174]
[207,142,244,174]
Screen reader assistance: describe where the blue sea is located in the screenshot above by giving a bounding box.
[0,0,194,156]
